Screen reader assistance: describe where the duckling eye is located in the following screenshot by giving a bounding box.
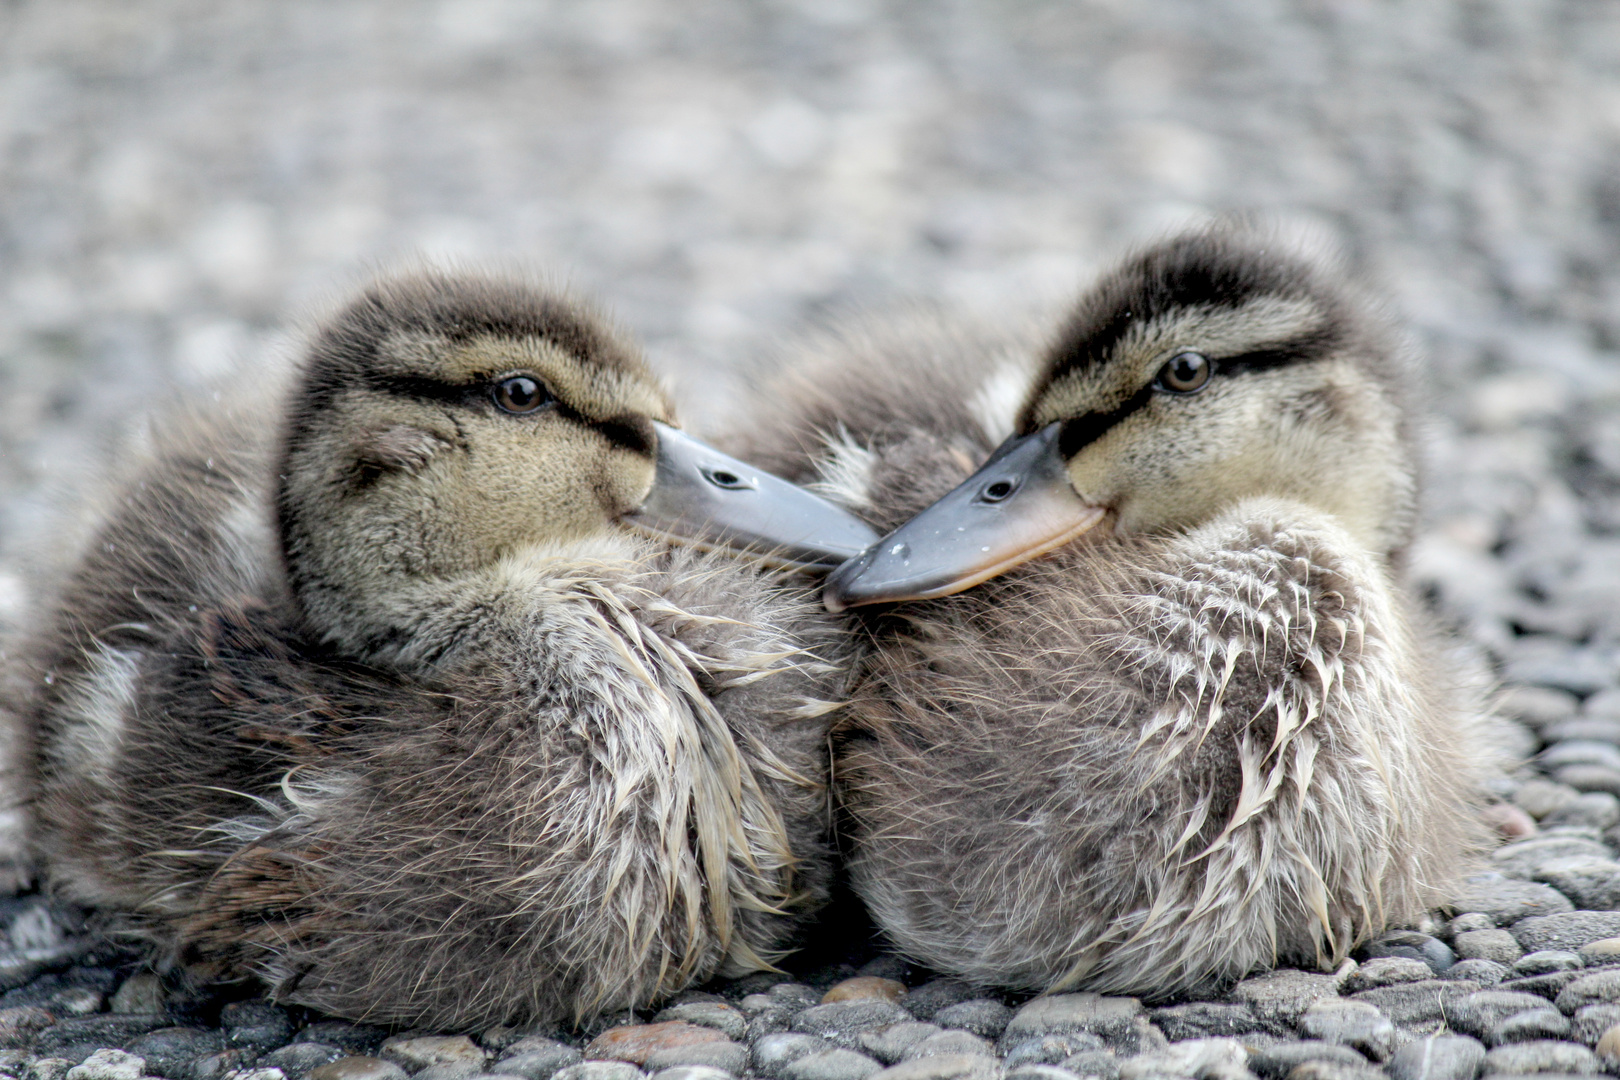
[1155,352,1213,394]
[493,375,554,414]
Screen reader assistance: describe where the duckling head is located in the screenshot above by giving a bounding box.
[825,227,1416,611]
[277,271,877,658]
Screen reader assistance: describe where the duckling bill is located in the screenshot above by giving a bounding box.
[14,270,872,1029]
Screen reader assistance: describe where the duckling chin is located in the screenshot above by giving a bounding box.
[10,270,877,1028]
[733,226,1502,999]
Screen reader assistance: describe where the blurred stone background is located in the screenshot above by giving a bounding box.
[2,0,1620,708]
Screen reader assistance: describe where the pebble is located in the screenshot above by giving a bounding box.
[220,1069,287,1080]
[777,1049,883,1080]
[585,1026,725,1068]
[1455,929,1525,965]
[381,1037,488,1074]
[34,1015,175,1059]
[1448,913,1498,934]
[309,1059,409,1080]
[1348,980,1479,1026]
[999,995,1144,1051]
[793,1004,916,1052]
[1445,959,1508,986]
[1581,937,1620,963]
[1482,1038,1600,1074]
[1431,989,1550,1041]
[1450,874,1574,924]
[1490,1006,1572,1045]
[1515,912,1620,952]
[901,1033,994,1061]
[1494,837,1616,879]
[48,990,101,1018]
[897,984,978,1024]
[753,1034,835,1078]
[493,1044,582,1080]
[1559,764,1620,796]
[1535,857,1620,909]
[1247,1041,1367,1078]
[1500,687,1580,731]
[650,1004,748,1042]
[106,975,162,1016]
[1385,1035,1486,1080]
[0,1006,56,1048]
[1297,1000,1394,1061]
[1001,1035,1107,1069]
[1516,951,1587,976]
[866,1056,998,1080]
[1056,1050,1118,1080]
[1002,1069,1081,1080]
[1339,957,1433,992]
[1596,1024,1620,1066]
[1499,969,1590,998]
[1543,793,1620,831]
[195,1050,262,1080]
[822,981,906,1006]
[1362,930,1456,972]
[858,1026,940,1065]
[1556,967,1620,1012]
[222,1004,295,1054]
[927,1003,1010,1040]
[1484,802,1541,840]
[1226,970,1339,1030]
[1146,1003,1264,1040]
[261,1044,348,1080]
[64,1050,144,1080]
[1115,1039,1248,1080]
[642,1043,746,1075]
[29,1060,73,1080]
[647,1068,731,1080]
[125,1027,228,1078]
[552,1065,644,1080]
[1571,1004,1620,1045]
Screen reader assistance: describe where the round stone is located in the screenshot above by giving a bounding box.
[642,1044,745,1075]
[1454,929,1523,965]
[1450,874,1574,925]
[1581,937,1620,963]
[1595,1024,1620,1065]
[585,1025,726,1067]
[64,1051,144,1080]
[1385,1035,1486,1080]
[647,1069,731,1080]
[1543,793,1620,831]
[927,1002,1010,1040]
[1340,957,1436,992]
[1444,991,1554,1041]
[900,1033,993,1061]
[1514,950,1585,976]
[1445,959,1510,985]
[822,980,906,1006]
[857,1025,941,1065]
[1297,1000,1395,1061]
[1514,912,1620,953]
[493,1046,583,1080]
[651,1004,748,1042]
[382,1038,487,1074]
[1361,931,1455,973]
[0,1007,56,1048]
[897,983,978,1023]
[1557,967,1620,1012]
[866,1055,998,1080]
[1482,1039,1600,1075]
[1535,857,1620,909]
[1489,1007,1571,1046]
[261,1044,347,1080]
[308,1059,408,1080]
[553,1066,644,1080]
[793,1004,915,1051]
[753,1035,835,1079]
[777,1049,882,1080]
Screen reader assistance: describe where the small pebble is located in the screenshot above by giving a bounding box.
[1543,792,1620,830]
[753,1034,834,1079]
[1002,1069,1081,1080]
[1448,912,1496,935]
[1338,957,1432,992]
[1384,1035,1486,1080]
[1500,686,1580,730]
[106,975,163,1016]
[1571,1004,1620,1046]
[822,980,906,1006]
[900,1033,993,1061]
[1056,1050,1118,1080]
[222,1004,296,1054]
[642,1043,745,1075]
[262,1044,348,1080]
[552,1065,643,1080]
[28,1060,73,1080]
[1444,959,1510,984]
[651,1004,747,1042]
[47,989,101,1018]
[1360,930,1454,972]
[793,1004,915,1052]
[1483,801,1540,840]
[64,1051,145,1080]
[1580,937,1620,963]
[1557,967,1620,1011]
[1247,1041,1366,1078]
[1596,1024,1620,1065]
[1450,873,1574,924]
[1297,1000,1394,1061]
[1535,856,1620,909]
[0,1006,55,1048]
[1515,949,1586,976]
[304,1024,389,1056]
[1514,911,1620,952]
[1348,980,1478,1026]
[928,1002,1010,1041]
[1226,970,1339,1029]
[1489,1007,1571,1045]
[858,1025,940,1065]
[1454,929,1524,965]
[866,1055,997,1080]
[309,1059,409,1080]
[1482,1038,1600,1074]
[493,1044,582,1080]
[584,1026,724,1068]
[647,1068,730,1080]
[221,1070,287,1080]
[1000,1035,1107,1068]
[778,1049,882,1080]
[897,984,977,1024]
[1145,1003,1261,1041]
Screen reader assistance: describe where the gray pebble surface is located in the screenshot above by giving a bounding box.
[7,2,1620,1080]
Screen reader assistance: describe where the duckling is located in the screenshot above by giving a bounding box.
[8,270,880,1028]
[731,227,1496,999]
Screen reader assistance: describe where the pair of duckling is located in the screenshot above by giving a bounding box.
[3,226,1493,1029]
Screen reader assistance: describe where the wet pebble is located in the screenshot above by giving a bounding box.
[1000,1034,1107,1069]
[308,1059,409,1080]
[1360,930,1455,972]
[1385,1035,1486,1080]
[492,1042,581,1080]
[1115,1038,1247,1080]
[642,1042,745,1075]
[1247,1041,1367,1078]
[753,1034,834,1079]
[222,1005,295,1055]
[584,1026,724,1068]
[34,1015,175,1061]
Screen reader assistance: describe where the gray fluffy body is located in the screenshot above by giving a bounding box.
[2,272,843,1029]
[730,226,1499,1000]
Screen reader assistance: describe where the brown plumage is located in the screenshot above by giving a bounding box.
[730,226,1500,1000]
[5,270,861,1029]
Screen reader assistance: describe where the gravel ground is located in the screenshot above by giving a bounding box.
[4,1,1620,1079]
